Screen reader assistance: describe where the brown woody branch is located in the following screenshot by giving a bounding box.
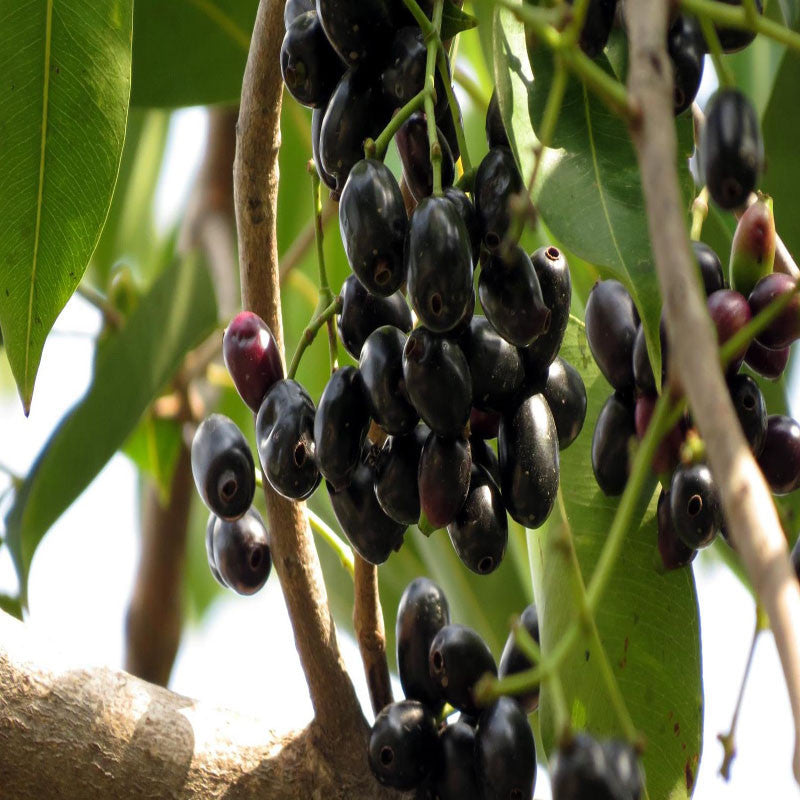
[626,0,800,782]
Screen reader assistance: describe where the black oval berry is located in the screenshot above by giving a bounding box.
[191,414,256,521]
[728,373,767,455]
[668,14,705,116]
[470,407,501,440]
[657,489,697,571]
[713,0,763,52]
[381,27,447,116]
[757,415,800,495]
[749,272,800,349]
[670,462,722,549]
[211,508,272,595]
[419,433,472,530]
[470,435,501,487]
[707,288,752,371]
[256,379,320,501]
[205,513,226,588]
[316,0,396,66]
[498,603,540,713]
[745,339,790,380]
[396,112,455,201]
[474,147,523,251]
[444,186,481,264]
[311,106,337,191]
[407,196,474,333]
[570,0,617,58]
[284,0,314,28]
[692,241,726,296]
[485,89,510,149]
[374,426,428,525]
[396,577,450,713]
[429,722,481,800]
[632,320,668,397]
[592,392,635,496]
[543,357,587,450]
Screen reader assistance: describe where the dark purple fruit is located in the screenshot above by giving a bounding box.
[670,463,722,549]
[476,696,537,800]
[632,324,656,396]
[543,357,587,450]
[470,407,500,440]
[328,455,406,563]
[368,699,440,790]
[728,373,767,454]
[223,311,284,412]
[443,187,481,264]
[702,88,764,210]
[757,415,800,495]
[429,624,497,715]
[407,196,474,333]
[479,245,551,348]
[437,102,461,160]
[284,0,314,27]
[634,393,684,475]
[447,464,508,575]
[320,70,391,196]
[585,280,639,394]
[316,0,396,66]
[419,433,472,529]
[205,513,226,587]
[381,27,447,116]
[569,0,617,58]
[429,722,481,800]
[314,366,370,491]
[375,426,428,525]
[403,327,472,437]
[474,147,523,251]
[360,326,419,435]
[459,316,525,412]
[657,489,697,571]
[339,158,407,296]
[745,339,790,380]
[601,740,644,800]
[396,112,455,201]
[749,272,800,349]
[668,14,705,115]
[485,89,510,149]
[707,288,752,369]
[191,414,256,521]
[497,603,540,712]
[280,11,344,108]
[311,106,337,191]
[396,577,450,712]
[692,241,726,297]
[256,379,320,500]
[499,393,560,528]
[714,0,763,52]
[592,393,635,496]
[470,435,501,487]
[211,508,272,595]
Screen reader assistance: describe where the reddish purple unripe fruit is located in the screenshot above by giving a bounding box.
[223,312,284,412]
[757,415,800,495]
[748,272,800,349]
[745,339,790,380]
[418,434,471,529]
[469,407,500,439]
[707,289,752,370]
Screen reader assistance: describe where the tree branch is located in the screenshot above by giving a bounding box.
[626,0,800,782]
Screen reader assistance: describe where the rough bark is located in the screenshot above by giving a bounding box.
[626,0,800,781]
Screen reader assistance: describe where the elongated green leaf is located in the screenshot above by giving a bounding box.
[0,0,133,412]
[492,5,694,390]
[530,321,703,799]
[0,593,23,621]
[5,251,217,601]
[131,0,258,107]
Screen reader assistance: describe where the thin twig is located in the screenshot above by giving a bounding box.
[75,284,124,330]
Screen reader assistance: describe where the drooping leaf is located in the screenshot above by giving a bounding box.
[0,593,23,621]
[530,320,703,799]
[5,251,217,602]
[0,0,133,412]
[441,0,478,41]
[122,414,183,503]
[130,0,258,107]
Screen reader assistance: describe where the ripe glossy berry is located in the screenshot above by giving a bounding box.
[702,88,764,210]
[368,700,440,790]
[284,0,314,27]
[519,246,573,373]
[223,311,284,412]
[311,106,337,191]
[498,603,540,712]
[448,464,508,575]
[499,393,560,528]
[470,407,501,440]
[443,187,481,264]
[592,393,635,496]
[280,11,344,108]
[570,0,617,58]
[339,159,407,296]
[191,414,256,521]
[730,195,775,296]
[429,624,497,715]
[328,455,406,564]
[749,272,800,349]
[419,433,472,529]
[634,394,684,475]
[714,0,763,52]
[429,722,481,800]
[692,240,725,297]
[381,28,447,115]
[670,463,722,549]
[479,245,551,348]
[403,327,472,437]
[728,373,767,454]
[316,0,395,66]
[256,379,320,501]
[745,339,790,380]
[475,697,537,800]
[657,490,697,571]
[585,280,639,394]
[474,147,523,250]
[485,89,510,149]
[211,508,272,595]
[205,513,226,587]
[407,196,473,333]
[543,357,587,450]
[757,415,800,495]
[459,316,525,412]
[707,288,752,370]
[437,103,461,160]
[374,426,427,525]
[314,366,370,491]
[668,14,705,116]
[396,112,455,201]
[470,435,501,486]
[396,577,450,712]
[632,324,656,396]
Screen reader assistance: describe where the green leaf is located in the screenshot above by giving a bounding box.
[0,0,133,412]
[122,414,183,503]
[5,251,217,602]
[530,321,703,799]
[441,0,478,40]
[130,0,258,107]
[0,593,23,621]
[492,4,694,392]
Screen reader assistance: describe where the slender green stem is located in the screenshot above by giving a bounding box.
[548,667,571,740]
[488,0,565,48]
[562,0,592,47]
[307,507,355,578]
[425,0,445,197]
[402,0,436,36]
[568,313,586,330]
[286,296,342,380]
[562,46,636,119]
[76,284,124,329]
[368,89,429,160]
[438,49,472,173]
[697,14,736,88]
[513,617,543,664]
[690,188,710,241]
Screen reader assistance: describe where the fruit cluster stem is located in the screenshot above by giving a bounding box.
[425,0,446,197]
[285,296,342,381]
[369,89,429,161]
[697,13,736,88]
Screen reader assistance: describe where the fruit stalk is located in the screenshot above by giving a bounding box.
[285,295,342,380]
[425,0,446,197]
[368,89,428,161]
[437,48,472,172]
[696,13,736,87]
[626,0,800,783]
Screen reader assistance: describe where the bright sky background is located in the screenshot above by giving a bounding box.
[1,57,799,798]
